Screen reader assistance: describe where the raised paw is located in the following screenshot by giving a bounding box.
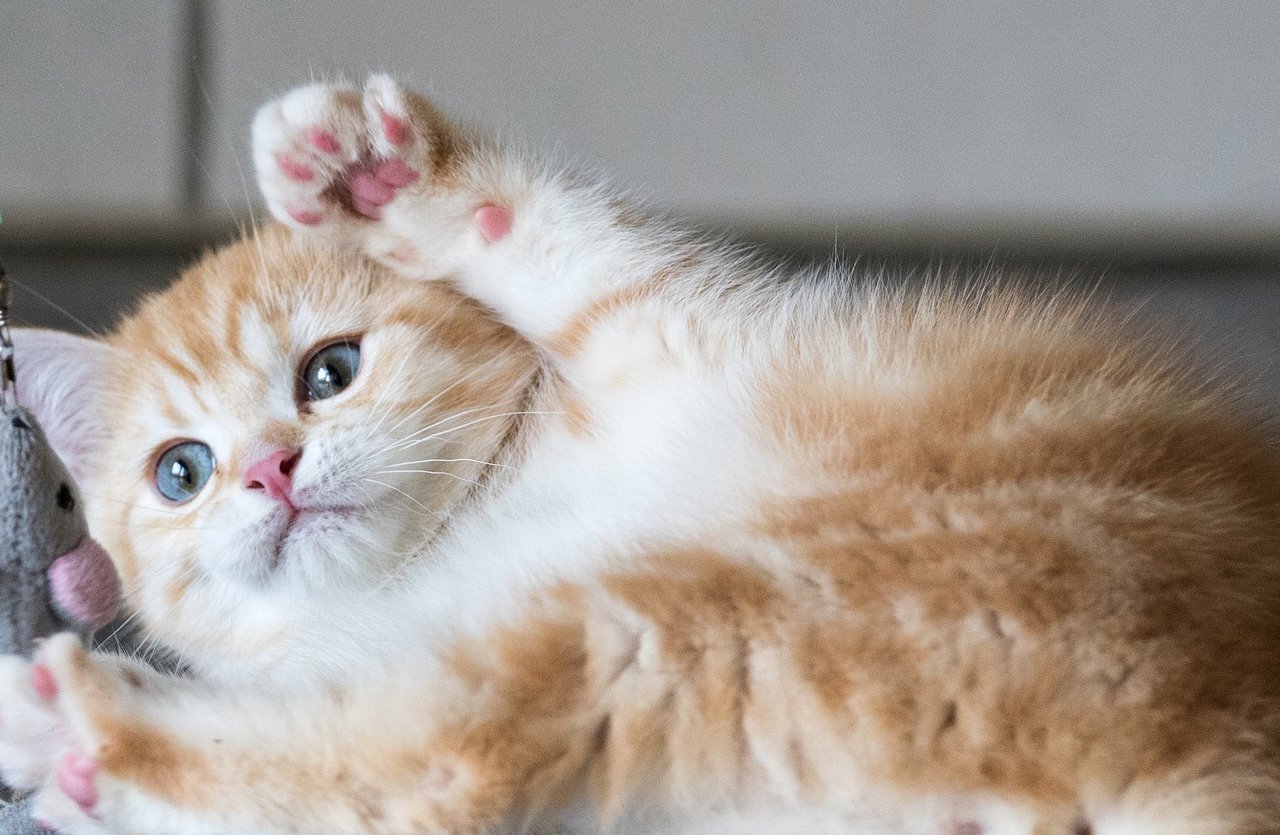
[252,74,450,229]
[253,74,517,280]
[0,636,134,833]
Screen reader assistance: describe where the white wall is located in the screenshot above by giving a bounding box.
[3,1,1279,252]
[0,3,187,212]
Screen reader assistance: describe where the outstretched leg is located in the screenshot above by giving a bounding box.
[0,631,590,834]
[0,568,801,835]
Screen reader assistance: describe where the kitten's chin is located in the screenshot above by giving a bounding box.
[264,505,420,595]
[284,506,358,550]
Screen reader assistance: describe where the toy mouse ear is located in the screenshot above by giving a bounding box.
[11,328,115,484]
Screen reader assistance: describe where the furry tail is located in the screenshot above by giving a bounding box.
[1086,758,1280,835]
[958,758,1280,835]
[1089,786,1280,834]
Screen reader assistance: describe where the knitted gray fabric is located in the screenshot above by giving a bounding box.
[0,407,97,833]
[0,802,41,835]
[0,407,87,653]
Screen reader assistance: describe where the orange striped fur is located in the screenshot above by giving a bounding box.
[1,76,1278,835]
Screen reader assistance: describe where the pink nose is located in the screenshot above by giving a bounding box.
[244,447,301,507]
[48,537,122,630]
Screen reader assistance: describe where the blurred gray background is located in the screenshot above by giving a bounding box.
[2,2,1278,405]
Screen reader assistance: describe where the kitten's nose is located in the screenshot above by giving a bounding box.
[244,447,301,508]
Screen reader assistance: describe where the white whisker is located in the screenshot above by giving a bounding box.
[388,410,563,453]
[362,478,444,521]
[373,469,483,487]
[385,457,517,472]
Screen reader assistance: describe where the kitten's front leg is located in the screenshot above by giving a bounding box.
[0,636,220,834]
[0,635,539,835]
[254,76,714,362]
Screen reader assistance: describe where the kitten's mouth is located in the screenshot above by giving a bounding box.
[285,505,358,537]
[263,505,360,573]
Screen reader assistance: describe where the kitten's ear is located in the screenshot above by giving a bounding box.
[11,328,116,483]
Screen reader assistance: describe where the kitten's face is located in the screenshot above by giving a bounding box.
[85,226,533,671]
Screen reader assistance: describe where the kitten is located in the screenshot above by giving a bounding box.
[1,75,1279,835]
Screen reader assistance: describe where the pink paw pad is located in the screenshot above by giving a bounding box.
[475,204,513,243]
[287,205,326,226]
[372,158,419,188]
[31,663,58,702]
[348,159,420,217]
[349,174,394,217]
[306,127,342,155]
[57,752,100,817]
[32,816,57,833]
[380,110,410,146]
[274,153,315,183]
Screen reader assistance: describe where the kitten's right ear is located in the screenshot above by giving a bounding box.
[11,328,116,484]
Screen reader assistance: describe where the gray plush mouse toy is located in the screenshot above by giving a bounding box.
[0,263,122,834]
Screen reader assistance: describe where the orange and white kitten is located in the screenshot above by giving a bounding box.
[2,75,1280,835]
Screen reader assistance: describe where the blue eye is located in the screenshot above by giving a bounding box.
[155,441,215,503]
[302,341,361,401]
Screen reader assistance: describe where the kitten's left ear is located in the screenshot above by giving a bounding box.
[11,328,116,484]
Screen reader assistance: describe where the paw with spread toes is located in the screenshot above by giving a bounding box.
[253,74,512,277]
[0,635,134,834]
[253,75,423,228]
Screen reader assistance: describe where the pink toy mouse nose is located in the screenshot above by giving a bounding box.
[244,447,301,506]
[48,537,122,630]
